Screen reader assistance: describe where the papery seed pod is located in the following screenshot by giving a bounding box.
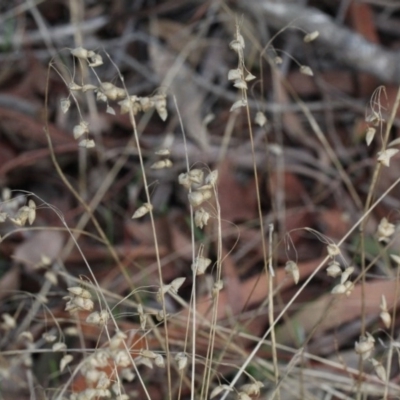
[78,139,95,148]
[366,111,381,126]
[60,98,71,114]
[139,313,146,330]
[192,256,212,275]
[156,309,169,321]
[340,266,354,284]
[0,212,7,223]
[188,169,204,185]
[68,82,82,91]
[175,352,187,370]
[230,99,247,112]
[233,79,247,90]
[178,173,191,189]
[72,296,94,311]
[96,373,111,390]
[238,392,252,400]
[139,96,153,112]
[45,271,57,285]
[73,125,86,139]
[100,82,125,101]
[239,381,264,396]
[228,68,242,81]
[71,47,89,59]
[303,31,319,43]
[274,56,283,64]
[378,149,399,167]
[285,260,299,284]
[106,105,116,115]
[371,358,386,381]
[331,283,346,294]
[388,137,400,147]
[10,205,30,226]
[151,159,173,169]
[109,331,127,350]
[210,385,234,399]
[366,127,376,146]
[188,191,204,207]
[326,261,341,277]
[194,208,210,229]
[327,244,340,258]
[118,96,138,114]
[377,217,395,242]
[344,281,354,296]
[229,39,242,52]
[114,350,131,367]
[88,53,103,67]
[170,277,186,293]
[132,203,153,219]
[380,310,391,329]
[68,287,92,299]
[81,84,97,92]
[205,170,218,186]
[197,184,212,191]
[52,342,67,351]
[60,354,73,372]
[96,91,108,102]
[300,65,313,76]
[28,199,36,225]
[141,349,157,359]
[18,331,33,342]
[212,280,224,298]
[120,368,135,382]
[42,333,57,343]
[156,284,171,303]
[355,333,375,360]
[245,72,256,81]
[391,254,400,265]
[155,148,170,156]
[154,94,168,121]
[255,111,267,127]
[188,190,212,207]
[155,354,165,368]
[86,311,101,325]
[138,356,153,369]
